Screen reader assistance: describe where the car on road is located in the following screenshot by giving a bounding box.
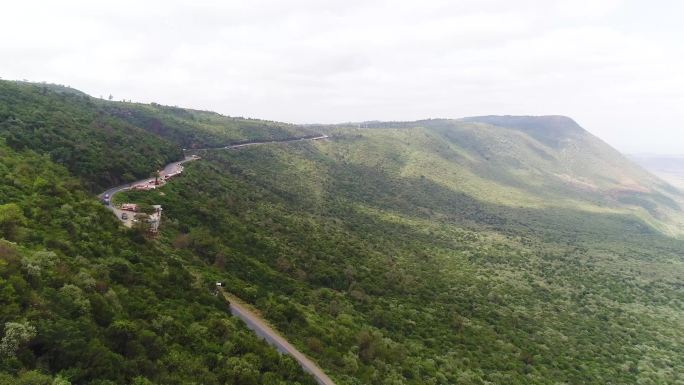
[121,213,128,220]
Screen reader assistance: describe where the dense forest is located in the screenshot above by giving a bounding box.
[0,81,315,191]
[1,81,682,384]
[120,128,683,384]
[100,103,319,150]
[0,82,321,384]
[0,82,181,191]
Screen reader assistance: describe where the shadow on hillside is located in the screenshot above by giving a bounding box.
[327,161,670,245]
[207,141,683,255]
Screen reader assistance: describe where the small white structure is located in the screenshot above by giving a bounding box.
[148,205,163,233]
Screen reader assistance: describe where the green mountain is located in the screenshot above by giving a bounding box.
[123,118,683,384]
[0,81,682,385]
[337,116,684,235]
[0,81,315,191]
[101,103,319,150]
[0,81,320,385]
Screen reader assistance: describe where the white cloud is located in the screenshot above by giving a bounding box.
[1,0,683,153]
[554,0,624,18]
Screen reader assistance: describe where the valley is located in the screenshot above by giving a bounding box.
[631,154,684,191]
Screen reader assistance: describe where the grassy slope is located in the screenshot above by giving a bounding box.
[120,123,683,384]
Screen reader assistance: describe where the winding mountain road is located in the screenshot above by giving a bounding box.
[187,134,329,151]
[99,134,336,385]
[98,156,198,226]
[98,135,328,225]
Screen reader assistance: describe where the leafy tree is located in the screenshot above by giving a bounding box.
[0,321,36,358]
[0,203,26,240]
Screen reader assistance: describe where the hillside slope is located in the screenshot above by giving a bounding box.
[121,118,683,384]
[0,80,682,385]
[102,103,319,150]
[0,80,315,191]
[322,116,683,235]
[459,116,676,201]
[0,141,318,384]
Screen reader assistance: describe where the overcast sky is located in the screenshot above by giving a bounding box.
[2,0,683,154]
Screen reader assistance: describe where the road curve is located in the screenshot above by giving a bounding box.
[187,134,329,152]
[98,134,335,384]
[99,156,197,200]
[99,135,329,222]
[223,292,336,385]
[98,156,199,226]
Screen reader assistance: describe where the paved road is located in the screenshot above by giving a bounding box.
[98,156,199,226]
[187,134,329,152]
[97,134,336,385]
[99,135,329,224]
[223,292,336,385]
